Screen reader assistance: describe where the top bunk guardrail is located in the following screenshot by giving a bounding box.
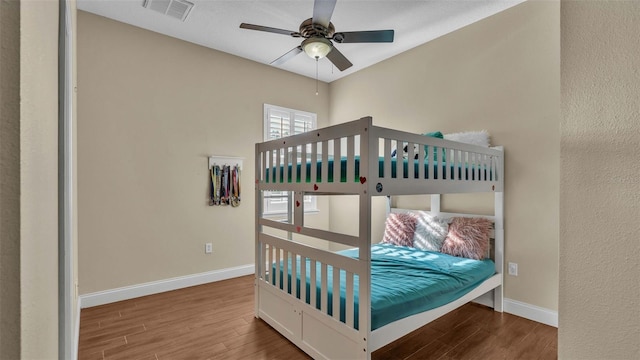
[255,117,504,196]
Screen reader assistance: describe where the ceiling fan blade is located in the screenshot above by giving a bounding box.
[335,30,394,43]
[326,46,353,71]
[312,0,337,28]
[240,23,297,36]
[270,46,303,66]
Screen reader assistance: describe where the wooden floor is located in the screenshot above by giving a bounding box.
[79,275,557,360]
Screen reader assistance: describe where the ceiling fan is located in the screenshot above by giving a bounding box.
[239,0,394,71]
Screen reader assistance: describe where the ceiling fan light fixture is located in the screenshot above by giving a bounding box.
[302,37,332,59]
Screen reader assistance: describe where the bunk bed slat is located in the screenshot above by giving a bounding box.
[292,146,298,183]
[283,250,289,292]
[274,247,281,289]
[263,243,269,283]
[456,150,461,180]
[283,147,289,184]
[346,271,354,329]
[332,267,340,321]
[301,144,308,183]
[321,263,328,313]
[418,144,425,180]
[310,259,317,310]
[277,149,283,183]
[300,255,307,303]
[407,142,415,179]
[384,138,392,179]
[310,142,317,185]
[447,148,453,181]
[292,252,298,299]
[396,140,403,179]
[334,139,341,183]
[322,141,329,183]
[347,136,355,184]
[266,150,272,183]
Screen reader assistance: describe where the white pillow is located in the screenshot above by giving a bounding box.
[412,211,449,251]
[444,130,490,147]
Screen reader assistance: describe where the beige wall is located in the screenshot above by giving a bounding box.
[328,0,560,311]
[77,12,330,294]
[0,0,21,357]
[20,0,60,358]
[560,1,640,358]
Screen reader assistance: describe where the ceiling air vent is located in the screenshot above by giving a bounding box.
[142,0,194,22]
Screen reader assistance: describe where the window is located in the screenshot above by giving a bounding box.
[263,104,318,216]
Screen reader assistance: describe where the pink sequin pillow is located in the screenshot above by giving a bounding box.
[441,217,492,260]
[382,213,417,247]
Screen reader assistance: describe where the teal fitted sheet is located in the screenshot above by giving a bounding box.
[272,243,495,330]
[265,156,491,183]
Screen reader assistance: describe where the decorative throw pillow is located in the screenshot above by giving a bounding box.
[443,130,490,148]
[441,217,492,260]
[382,213,417,247]
[412,211,449,251]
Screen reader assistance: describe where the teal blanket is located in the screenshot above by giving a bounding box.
[273,243,495,330]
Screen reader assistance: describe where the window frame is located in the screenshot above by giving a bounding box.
[262,104,318,217]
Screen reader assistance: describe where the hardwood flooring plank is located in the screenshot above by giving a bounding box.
[372,325,441,360]
[79,335,126,357]
[509,323,558,360]
[77,351,104,360]
[434,319,482,350]
[404,339,452,360]
[438,328,509,360]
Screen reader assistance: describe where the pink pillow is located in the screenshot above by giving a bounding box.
[441,217,492,260]
[382,213,417,247]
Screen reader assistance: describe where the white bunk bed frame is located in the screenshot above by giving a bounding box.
[254,116,504,359]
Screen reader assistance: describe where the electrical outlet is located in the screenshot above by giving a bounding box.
[205,243,213,254]
[508,262,518,276]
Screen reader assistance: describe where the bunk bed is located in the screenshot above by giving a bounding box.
[254,116,504,359]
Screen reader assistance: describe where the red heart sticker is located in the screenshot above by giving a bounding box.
[359,176,367,184]
[296,226,301,232]
[296,201,300,207]
[313,184,318,191]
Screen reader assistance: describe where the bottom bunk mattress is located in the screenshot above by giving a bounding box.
[271,243,495,330]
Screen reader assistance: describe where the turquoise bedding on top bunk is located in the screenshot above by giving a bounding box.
[272,243,495,330]
[265,156,491,183]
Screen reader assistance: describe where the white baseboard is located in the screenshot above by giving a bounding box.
[473,292,557,328]
[79,264,254,308]
[504,298,558,327]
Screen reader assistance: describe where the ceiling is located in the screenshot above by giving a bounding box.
[77,0,525,83]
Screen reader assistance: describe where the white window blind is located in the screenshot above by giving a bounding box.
[263,104,317,216]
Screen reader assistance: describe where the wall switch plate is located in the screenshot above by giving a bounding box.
[508,262,518,276]
[205,243,213,254]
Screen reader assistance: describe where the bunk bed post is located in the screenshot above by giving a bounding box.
[254,143,262,319]
[430,194,441,214]
[494,191,504,312]
[493,145,504,313]
[360,116,374,359]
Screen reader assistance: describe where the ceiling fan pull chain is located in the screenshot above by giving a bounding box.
[315,57,319,95]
